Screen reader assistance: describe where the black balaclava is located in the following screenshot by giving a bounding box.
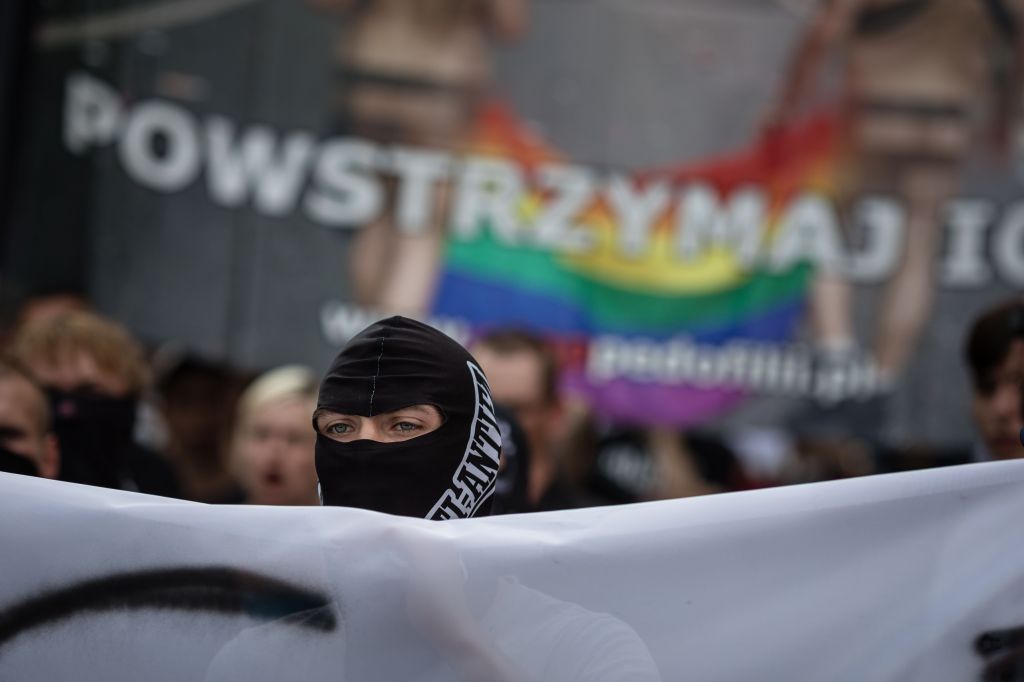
[47,389,136,489]
[491,405,531,515]
[0,445,39,477]
[314,316,501,519]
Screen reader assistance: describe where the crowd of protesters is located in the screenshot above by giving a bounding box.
[0,289,1021,514]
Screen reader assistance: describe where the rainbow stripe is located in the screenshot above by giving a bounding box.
[433,103,838,424]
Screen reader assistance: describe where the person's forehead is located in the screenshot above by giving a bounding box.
[163,372,225,403]
[989,350,1024,381]
[315,404,440,421]
[251,397,316,427]
[27,349,130,395]
[473,349,545,401]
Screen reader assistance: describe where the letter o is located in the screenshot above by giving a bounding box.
[118,101,201,192]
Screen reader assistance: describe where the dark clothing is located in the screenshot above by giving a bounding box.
[59,442,183,498]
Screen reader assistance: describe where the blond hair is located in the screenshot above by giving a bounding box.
[11,311,149,394]
[235,365,319,428]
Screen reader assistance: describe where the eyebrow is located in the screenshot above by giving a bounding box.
[311,409,347,432]
[391,405,435,416]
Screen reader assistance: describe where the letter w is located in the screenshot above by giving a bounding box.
[205,116,314,215]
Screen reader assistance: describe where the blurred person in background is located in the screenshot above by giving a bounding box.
[308,0,529,316]
[964,298,1024,461]
[567,425,752,505]
[780,436,876,483]
[471,329,577,511]
[0,358,59,479]
[231,365,319,506]
[646,430,754,499]
[471,326,754,508]
[313,0,528,146]
[10,311,180,497]
[768,0,1024,382]
[156,352,242,503]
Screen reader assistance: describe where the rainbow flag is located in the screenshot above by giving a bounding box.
[432,103,839,425]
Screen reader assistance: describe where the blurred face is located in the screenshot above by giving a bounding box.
[24,350,130,397]
[315,404,443,443]
[472,348,555,457]
[971,349,1024,460]
[161,372,229,454]
[235,397,318,506]
[0,376,59,478]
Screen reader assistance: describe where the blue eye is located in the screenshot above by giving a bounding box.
[326,423,352,435]
[393,421,419,433]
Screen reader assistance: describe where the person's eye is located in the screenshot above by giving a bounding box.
[326,422,353,435]
[392,421,421,435]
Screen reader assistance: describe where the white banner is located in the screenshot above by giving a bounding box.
[1,461,1023,681]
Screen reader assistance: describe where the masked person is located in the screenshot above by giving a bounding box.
[314,315,501,519]
[10,311,180,497]
[203,318,658,682]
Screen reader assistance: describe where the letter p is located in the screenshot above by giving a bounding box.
[64,72,122,154]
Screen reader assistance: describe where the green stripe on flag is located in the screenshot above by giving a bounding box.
[444,233,811,330]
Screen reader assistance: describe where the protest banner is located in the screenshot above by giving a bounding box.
[2,461,1023,680]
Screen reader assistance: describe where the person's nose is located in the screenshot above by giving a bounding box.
[353,421,385,442]
[257,436,284,466]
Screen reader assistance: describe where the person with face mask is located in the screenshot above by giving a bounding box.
[314,315,501,519]
[205,317,658,681]
[10,311,180,497]
[206,316,513,681]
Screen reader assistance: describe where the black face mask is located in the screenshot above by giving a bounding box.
[315,316,501,519]
[490,405,531,515]
[47,389,137,489]
[0,444,40,477]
